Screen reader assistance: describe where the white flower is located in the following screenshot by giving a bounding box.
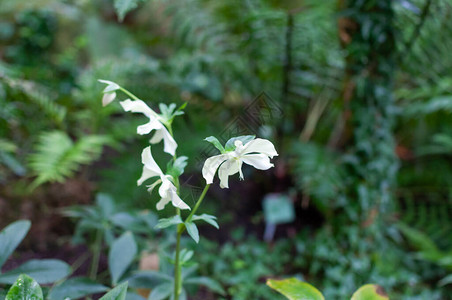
[120,99,178,156]
[202,136,278,188]
[138,146,190,210]
[98,79,120,107]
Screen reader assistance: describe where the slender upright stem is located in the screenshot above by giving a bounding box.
[89,229,103,280]
[173,230,182,300]
[173,184,210,299]
[184,184,210,224]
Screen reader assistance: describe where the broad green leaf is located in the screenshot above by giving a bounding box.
[351,284,389,300]
[155,216,183,229]
[127,271,172,289]
[224,135,255,151]
[166,156,188,178]
[96,193,116,218]
[114,0,140,21]
[204,137,225,153]
[109,232,137,285]
[191,214,219,229]
[185,276,225,295]
[125,292,145,300]
[0,220,31,269]
[184,222,199,243]
[5,274,42,300]
[439,274,452,287]
[49,277,108,300]
[100,281,128,300]
[266,278,324,300]
[147,283,172,300]
[0,260,71,284]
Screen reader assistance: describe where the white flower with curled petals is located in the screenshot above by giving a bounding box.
[98,79,120,107]
[138,146,190,210]
[202,135,278,188]
[120,99,178,156]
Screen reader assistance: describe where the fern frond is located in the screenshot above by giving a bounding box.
[28,131,110,188]
[0,72,66,125]
[292,142,345,212]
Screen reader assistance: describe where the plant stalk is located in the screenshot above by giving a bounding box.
[89,229,103,280]
[184,184,210,225]
[119,87,140,100]
[173,229,182,300]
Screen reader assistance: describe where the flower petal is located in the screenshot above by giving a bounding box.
[242,138,278,158]
[157,178,190,210]
[146,179,162,194]
[156,196,171,210]
[150,130,163,144]
[136,120,177,156]
[137,166,159,186]
[218,158,241,189]
[141,146,162,175]
[98,79,120,92]
[120,99,157,118]
[168,186,190,210]
[160,128,178,156]
[202,154,228,184]
[137,119,163,135]
[242,153,274,170]
[102,92,116,107]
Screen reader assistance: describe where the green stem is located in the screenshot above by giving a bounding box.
[119,87,140,100]
[173,184,210,299]
[89,229,103,280]
[173,230,183,300]
[184,184,210,225]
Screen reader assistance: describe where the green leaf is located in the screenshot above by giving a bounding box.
[125,292,145,300]
[5,274,43,300]
[439,274,452,287]
[177,102,188,112]
[204,136,225,153]
[49,277,108,300]
[127,271,172,289]
[147,283,172,300]
[155,216,183,229]
[167,156,188,178]
[224,135,255,151]
[185,277,225,295]
[179,249,194,265]
[0,260,71,284]
[351,284,389,300]
[109,232,137,285]
[0,220,31,269]
[114,0,140,22]
[191,214,219,229]
[397,223,439,253]
[184,222,199,243]
[100,281,128,300]
[28,131,109,188]
[0,152,26,176]
[266,278,324,300]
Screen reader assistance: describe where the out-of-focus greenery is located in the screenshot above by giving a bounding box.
[1,0,452,299]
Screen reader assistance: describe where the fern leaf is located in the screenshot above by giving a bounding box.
[28,131,109,188]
